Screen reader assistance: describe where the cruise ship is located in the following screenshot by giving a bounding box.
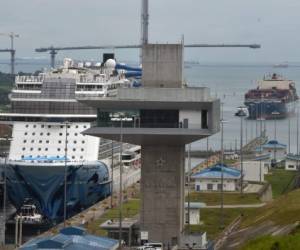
[244,73,298,119]
[0,55,139,224]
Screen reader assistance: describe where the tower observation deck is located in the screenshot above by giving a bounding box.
[77,44,220,246]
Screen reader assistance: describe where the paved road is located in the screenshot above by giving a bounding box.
[203,203,266,209]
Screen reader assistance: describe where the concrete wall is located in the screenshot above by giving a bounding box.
[243,161,265,182]
[142,44,183,88]
[140,145,185,246]
[194,179,237,192]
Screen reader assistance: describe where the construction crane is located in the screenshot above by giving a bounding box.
[35,43,261,68]
[35,0,261,67]
[0,32,20,76]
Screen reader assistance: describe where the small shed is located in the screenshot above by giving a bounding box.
[184,202,206,225]
[285,154,300,171]
[100,217,139,246]
[191,164,241,192]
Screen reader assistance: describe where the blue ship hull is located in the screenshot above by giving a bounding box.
[2,161,111,223]
[244,100,296,119]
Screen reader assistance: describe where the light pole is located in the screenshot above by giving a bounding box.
[119,116,124,249]
[288,115,291,154]
[219,119,226,229]
[257,118,265,182]
[297,109,299,169]
[187,143,191,233]
[63,122,69,227]
[235,107,247,194]
[111,140,114,209]
[271,111,280,166]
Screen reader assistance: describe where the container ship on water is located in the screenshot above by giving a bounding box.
[0,55,141,224]
[244,73,298,119]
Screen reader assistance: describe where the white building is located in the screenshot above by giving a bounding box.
[285,154,300,171]
[260,140,287,164]
[191,164,241,192]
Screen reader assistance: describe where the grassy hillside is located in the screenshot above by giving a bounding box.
[241,188,300,228]
[241,233,300,250]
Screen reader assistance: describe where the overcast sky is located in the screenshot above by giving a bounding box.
[1,0,300,63]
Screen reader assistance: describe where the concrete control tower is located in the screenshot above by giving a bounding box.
[77,44,220,246]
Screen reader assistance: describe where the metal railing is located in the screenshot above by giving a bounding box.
[15,75,44,83]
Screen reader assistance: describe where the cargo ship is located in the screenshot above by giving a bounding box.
[0,56,140,224]
[244,73,298,119]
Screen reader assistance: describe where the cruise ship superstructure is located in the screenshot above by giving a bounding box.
[0,57,136,223]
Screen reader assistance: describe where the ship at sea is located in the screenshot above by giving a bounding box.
[0,55,141,224]
[244,73,298,119]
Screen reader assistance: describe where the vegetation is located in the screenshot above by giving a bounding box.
[189,192,261,205]
[188,208,257,240]
[241,233,300,250]
[85,199,140,236]
[241,189,300,228]
[265,169,297,198]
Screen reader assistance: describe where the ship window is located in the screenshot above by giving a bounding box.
[82,141,85,144]
[24,132,28,135]
[67,133,69,136]
[39,140,42,143]
[74,141,77,144]
[81,148,84,151]
[22,147,25,151]
[48,125,51,128]
[21,155,24,159]
[67,125,71,128]
[47,133,50,136]
[37,155,40,158]
[38,148,41,151]
[31,140,34,143]
[30,148,33,151]
[83,125,87,128]
[33,125,36,128]
[25,125,29,128]
[41,125,44,128]
[40,132,43,136]
[73,148,76,151]
[57,148,61,151]
[76,125,79,128]
[72,156,75,159]
[57,156,59,158]
[80,156,83,159]
[32,132,35,135]
[46,140,49,143]
[59,133,63,136]
[45,148,48,151]
[75,133,78,136]
[23,140,27,143]
[58,140,62,144]
[60,125,64,128]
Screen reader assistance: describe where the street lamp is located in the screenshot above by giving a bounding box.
[118,115,124,249]
[63,122,70,227]
[235,107,247,194]
[271,111,280,166]
[219,119,227,229]
[257,117,265,182]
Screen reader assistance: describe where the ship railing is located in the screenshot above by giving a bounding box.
[15,75,44,84]
[76,76,108,84]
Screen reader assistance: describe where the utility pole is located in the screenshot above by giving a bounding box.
[119,117,124,249]
[220,119,225,229]
[111,140,114,208]
[187,144,191,233]
[235,107,247,194]
[63,122,69,227]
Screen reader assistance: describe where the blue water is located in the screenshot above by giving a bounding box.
[1,59,299,153]
[185,64,300,153]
